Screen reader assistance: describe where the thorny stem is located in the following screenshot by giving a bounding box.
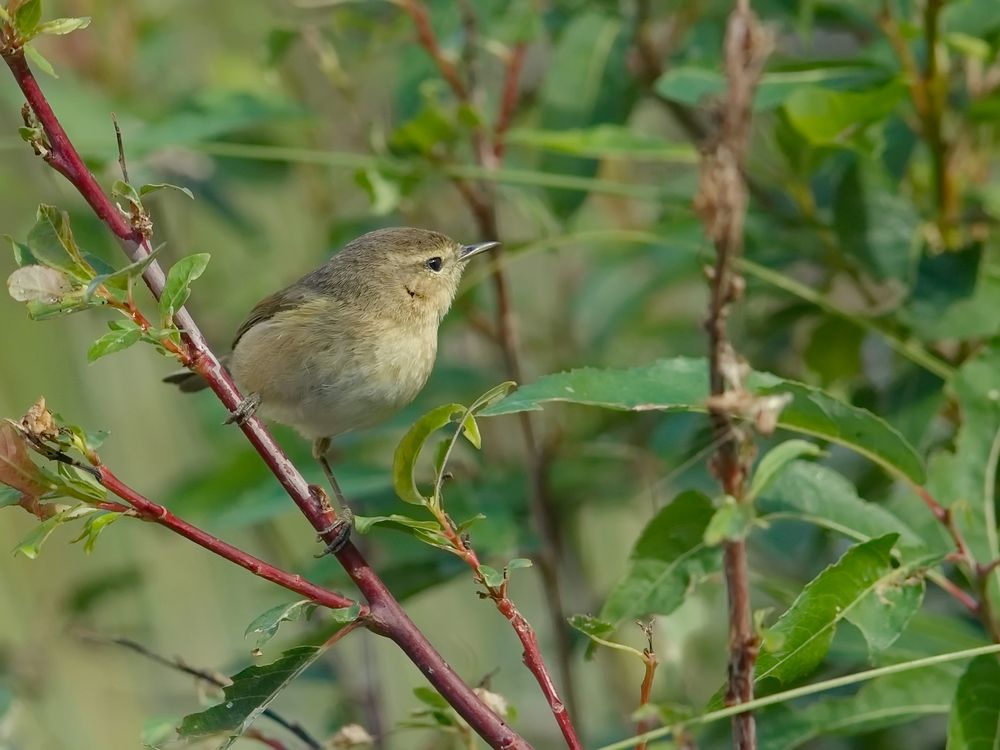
[694,3,771,750]
[1,43,530,750]
[399,0,580,724]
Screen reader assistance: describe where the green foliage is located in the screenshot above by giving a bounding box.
[758,668,956,750]
[599,491,719,629]
[755,535,924,689]
[947,655,1000,749]
[158,253,210,325]
[178,645,331,747]
[537,11,635,215]
[483,357,925,482]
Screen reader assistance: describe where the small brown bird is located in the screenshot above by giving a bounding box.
[167,227,499,537]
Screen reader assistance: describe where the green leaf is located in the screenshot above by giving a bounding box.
[354,168,401,216]
[538,11,636,216]
[599,491,720,627]
[111,179,141,209]
[505,126,696,162]
[0,486,23,508]
[757,461,924,552]
[34,16,91,35]
[568,613,616,642]
[947,655,1000,750]
[783,83,904,144]
[655,63,891,111]
[903,243,1000,342]
[85,244,164,299]
[833,161,920,281]
[139,182,195,200]
[353,513,451,550]
[23,43,56,77]
[392,403,468,504]
[845,571,926,659]
[758,667,956,750]
[71,511,123,553]
[14,0,42,37]
[653,67,724,105]
[26,205,90,277]
[479,564,503,588]
[87,326,141,362]
[481,357,925,483]
[244,600,318,650]
[755,535,913,688]
[703,496,757,546]
[158,253,210,324]
[748,440,822,502]
[7,235,38,267]
[13,505,100,559]
[178,644,336,747]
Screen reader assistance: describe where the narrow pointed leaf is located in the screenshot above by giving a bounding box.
[178,643,345,747]
[482,357,924,482]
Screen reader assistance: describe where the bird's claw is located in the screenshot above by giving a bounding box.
[314,508,354,557]
[225,392,261,425]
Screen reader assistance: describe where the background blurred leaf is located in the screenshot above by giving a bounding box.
[537,11,636,216]
[947,655,1000,749]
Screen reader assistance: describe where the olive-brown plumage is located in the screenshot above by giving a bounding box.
[169,227,498,445]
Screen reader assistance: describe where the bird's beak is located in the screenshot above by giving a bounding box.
[460,241,501,260]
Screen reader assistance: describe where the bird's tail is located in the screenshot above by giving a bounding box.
[162,355,230,393]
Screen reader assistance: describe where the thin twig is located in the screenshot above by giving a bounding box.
[635,621,658,750]
[88,634,323,750]
[694,3,771,750]
[111,112,129,184]
[0,42,530,750]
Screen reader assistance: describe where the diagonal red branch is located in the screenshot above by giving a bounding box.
[96,465,360,611]
[1,44,530,750]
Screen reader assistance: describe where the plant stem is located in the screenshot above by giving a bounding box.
[1,44,531,750]
[694,3,771,750]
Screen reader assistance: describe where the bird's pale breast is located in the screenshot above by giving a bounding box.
[229,298,438,439]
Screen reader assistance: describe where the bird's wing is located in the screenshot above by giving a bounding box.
[232,286,316,348]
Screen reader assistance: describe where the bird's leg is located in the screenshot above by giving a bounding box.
[312,437,353,556]
[224,392,262,425]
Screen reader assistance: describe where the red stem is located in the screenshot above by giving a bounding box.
[494,598,581,750]
[95,466,359,611]
[2,45,530,750]
[635,652,657,750]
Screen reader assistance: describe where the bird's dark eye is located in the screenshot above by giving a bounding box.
[426,257,443,272]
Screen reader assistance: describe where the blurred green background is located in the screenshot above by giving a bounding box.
[1,0,998,748]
